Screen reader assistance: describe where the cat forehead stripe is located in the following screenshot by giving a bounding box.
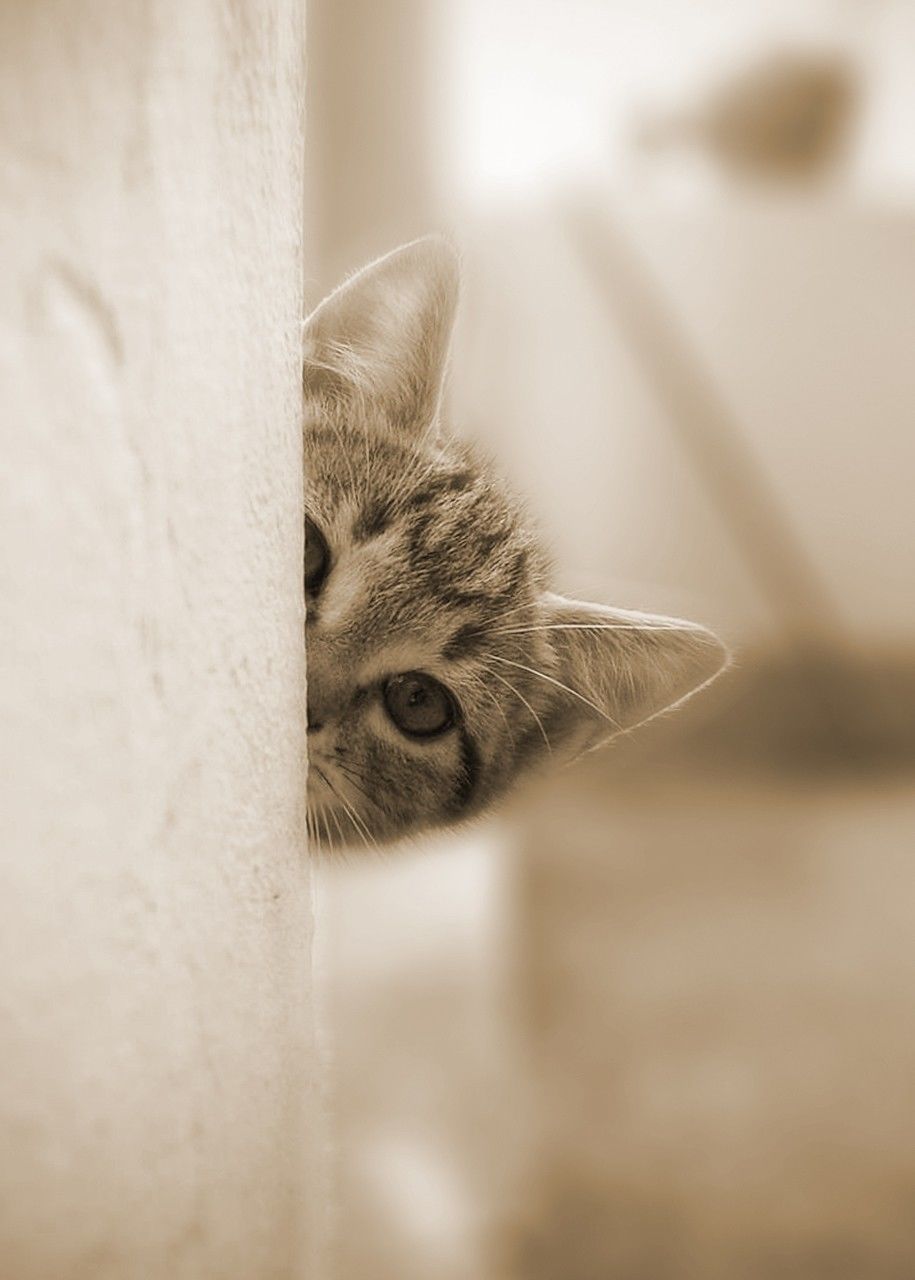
[352,498,395,543]
[442,622,487,661]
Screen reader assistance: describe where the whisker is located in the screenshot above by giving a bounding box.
[346,806,371,853]
[335,762,379,811]
[437,599,540,648]
[484,653,622,731]
[479,684,515,745]
[339,794,373,853]
[487,622,706,637]
[325,810,343,858]
[479,661,551,754]
[327,804,347,850]
[307,806,325,854]
[345,794,378,850]
[312,769,342,854]
[314,762,366,855]
[483,686,515,741]
[462,670,515,743]
[317,765,377,853]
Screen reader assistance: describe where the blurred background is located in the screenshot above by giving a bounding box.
[306,2,915,1277]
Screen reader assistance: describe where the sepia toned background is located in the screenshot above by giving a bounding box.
[308,2,915,1278]
[3,2,914,1277]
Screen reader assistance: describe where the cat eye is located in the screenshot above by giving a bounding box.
[304,517,330,595]
[383,671,456,740]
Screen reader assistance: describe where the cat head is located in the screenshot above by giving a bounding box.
[303,237,728,849]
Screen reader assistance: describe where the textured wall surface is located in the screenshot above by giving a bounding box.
[0,4,314,1278]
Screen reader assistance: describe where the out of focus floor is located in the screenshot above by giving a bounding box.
[319,663,915,1280]
[511,762,915,1280]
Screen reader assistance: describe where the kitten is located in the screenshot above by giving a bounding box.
[303,237,727,849]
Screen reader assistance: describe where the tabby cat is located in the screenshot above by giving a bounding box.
[303,238,727,849]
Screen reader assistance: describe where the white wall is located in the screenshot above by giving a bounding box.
[0,4,317,1278]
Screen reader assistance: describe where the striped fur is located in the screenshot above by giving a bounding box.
[303,239,728,850]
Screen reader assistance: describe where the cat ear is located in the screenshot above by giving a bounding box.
[537,592,729,758]
[302,236,459,437]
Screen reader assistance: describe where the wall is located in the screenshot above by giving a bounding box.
[0,4,316,1278]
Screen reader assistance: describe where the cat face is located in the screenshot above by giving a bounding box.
[303,238,727,849]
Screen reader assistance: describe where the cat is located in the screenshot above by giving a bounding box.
[302,237,728,849]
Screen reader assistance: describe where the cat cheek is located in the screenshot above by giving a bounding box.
[306,770,331,805]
